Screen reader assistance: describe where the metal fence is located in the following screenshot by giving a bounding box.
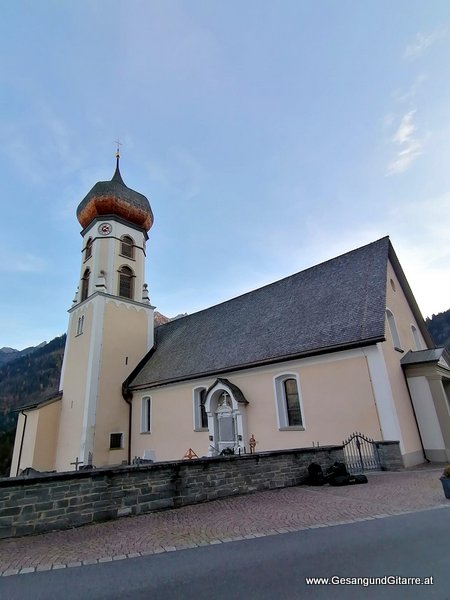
[343,432,382,473]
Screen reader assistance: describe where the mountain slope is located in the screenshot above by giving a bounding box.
[0,335,66,433]
[426,309,450,350]
[0,342,46,367]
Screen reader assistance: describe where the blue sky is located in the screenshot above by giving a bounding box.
[1,1,450,349]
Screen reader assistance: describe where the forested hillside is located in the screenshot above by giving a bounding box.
[0,335,65,475]
[426,309,450,350]
[0,335,65,432]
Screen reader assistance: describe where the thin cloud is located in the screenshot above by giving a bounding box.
[0,107,82,186]
[0,254,46,273]
[0,126,45,186]
[392,110,416,144]
[392,74,427,104]
[404,29,442,60]
[386,111,423,175]
[147,151,207,201]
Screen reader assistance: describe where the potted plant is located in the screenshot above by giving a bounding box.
[440,466,450,500]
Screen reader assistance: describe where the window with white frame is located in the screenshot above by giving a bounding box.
[193,387,208,431]
[274,374,304,429]
[81,268,90,301]
[76,315,85,336]
[118,265,134,299]
[141,396,151,433]
[411,325,422,350]
[120,235,134,259]
[386,309,402,351]
[110,432,123,449]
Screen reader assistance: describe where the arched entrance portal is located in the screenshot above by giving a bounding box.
[204,378,249,456]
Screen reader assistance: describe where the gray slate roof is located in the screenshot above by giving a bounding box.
[128,237,392,390]
[14,391,62,413]
[401,348,446,365]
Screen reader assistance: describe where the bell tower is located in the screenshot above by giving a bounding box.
[56,151,155,471]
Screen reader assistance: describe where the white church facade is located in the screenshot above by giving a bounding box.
[10,158,450,476]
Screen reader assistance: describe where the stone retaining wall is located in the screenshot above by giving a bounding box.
[0,442,403,539]
[0,446,344,539]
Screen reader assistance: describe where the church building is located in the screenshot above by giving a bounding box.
[10,157,450,476]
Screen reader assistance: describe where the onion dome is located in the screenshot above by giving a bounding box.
[77,155,154,231]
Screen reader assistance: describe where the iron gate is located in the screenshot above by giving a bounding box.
[343,432,382,473]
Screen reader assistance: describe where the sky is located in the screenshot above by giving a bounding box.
[1,1,450,350]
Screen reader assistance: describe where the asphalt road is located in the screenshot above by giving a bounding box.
[1,508,448,600]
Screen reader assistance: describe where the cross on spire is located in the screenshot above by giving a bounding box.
[114,139,123,173]
[114,138,123,159]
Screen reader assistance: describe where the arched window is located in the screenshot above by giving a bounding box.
[274,374,304,429]
[118,265,134,299]
[120,235,134,259]
[85,237,93,261]
[411,325,422,350]
[284,378,302,426]
[386,309,402,350]
[193,387,208,431]
[141,396,151,433]
[81,269,90,302]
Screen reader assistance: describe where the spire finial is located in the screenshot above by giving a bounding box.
[114,138,122,167]
[112,139,125,185]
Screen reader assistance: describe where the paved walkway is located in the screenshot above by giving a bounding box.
[0,466,448,576]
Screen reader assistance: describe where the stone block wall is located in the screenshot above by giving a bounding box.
[0,446,343,539]
[376,441,403,471]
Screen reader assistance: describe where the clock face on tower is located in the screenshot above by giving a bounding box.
[98,223,112,236]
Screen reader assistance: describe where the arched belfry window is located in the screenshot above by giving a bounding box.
[85,237,93,261]
[120,235,134,259]
[118,265,134,299]
[81,268,90,302]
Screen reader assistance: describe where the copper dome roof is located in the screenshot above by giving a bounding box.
[77,160,154,231]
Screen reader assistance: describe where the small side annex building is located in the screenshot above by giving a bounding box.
[10,159,450,476]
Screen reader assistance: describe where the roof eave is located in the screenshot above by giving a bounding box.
[12,391,63,414]
[128,336,385,392]
[388,243,434,348]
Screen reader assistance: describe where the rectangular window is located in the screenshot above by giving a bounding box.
[200,389,208,429]
[110,433,123,449]
[141,397,151,433]
[76,315,84,336]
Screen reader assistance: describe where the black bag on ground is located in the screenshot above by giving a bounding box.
[329,475,351,486]
[326,462,351,486]
[307,462,326,486]
[351,474,368,484]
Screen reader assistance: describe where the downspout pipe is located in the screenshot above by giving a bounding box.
[16,411,28,477]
